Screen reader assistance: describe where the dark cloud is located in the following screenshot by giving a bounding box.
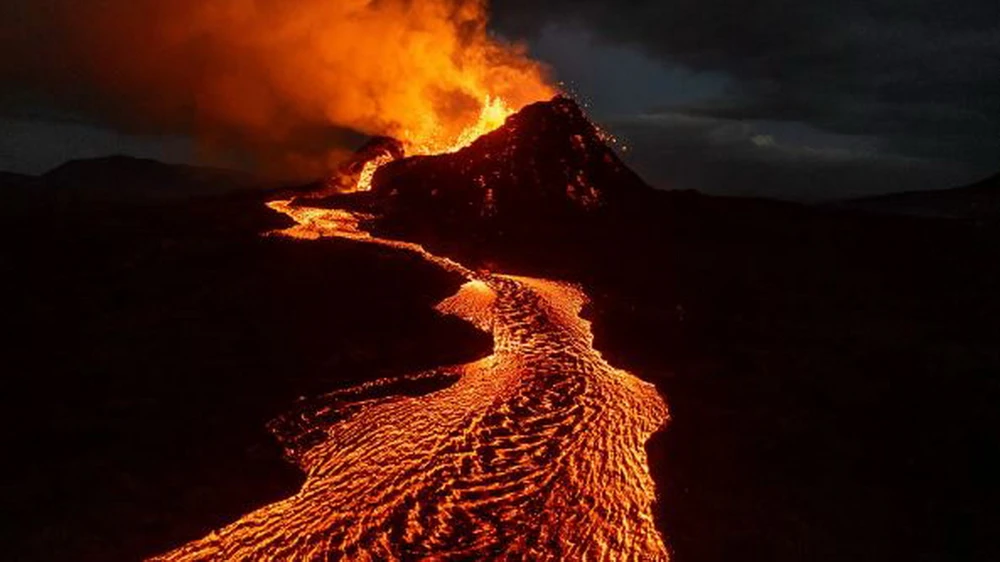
[608,111,968,200]
[495,0,1000,197]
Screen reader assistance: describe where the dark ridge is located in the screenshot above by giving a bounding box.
[0,170,34,186]
[38,155,270,204]
[838,171,1000,220]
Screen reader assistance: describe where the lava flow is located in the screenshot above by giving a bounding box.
[151,200,670,561]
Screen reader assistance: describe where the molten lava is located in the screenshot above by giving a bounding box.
[150,199,670,560]
[354,96,520,192]
[410,95,516,157]
[355,152,398,193]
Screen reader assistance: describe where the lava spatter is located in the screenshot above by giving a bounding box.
[152,200,669,561]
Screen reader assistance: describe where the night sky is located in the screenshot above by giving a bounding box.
[1,0,997,200]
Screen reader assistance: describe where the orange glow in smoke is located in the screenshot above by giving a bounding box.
[353,95,524,191]
[15,0,554,177]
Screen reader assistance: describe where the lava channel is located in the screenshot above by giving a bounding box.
[151,199,670,561]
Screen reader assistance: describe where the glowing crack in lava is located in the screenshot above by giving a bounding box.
[152,200,670,561]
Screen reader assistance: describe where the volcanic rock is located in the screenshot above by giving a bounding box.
[370,96,649,223]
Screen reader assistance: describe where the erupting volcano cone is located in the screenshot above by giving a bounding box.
[370,96,650,220]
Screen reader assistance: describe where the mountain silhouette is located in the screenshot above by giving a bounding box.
[40,155,267,203]
[842,171,1000,220]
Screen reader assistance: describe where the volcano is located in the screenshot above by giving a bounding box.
[369,96,649,217]
[309,95,656,268]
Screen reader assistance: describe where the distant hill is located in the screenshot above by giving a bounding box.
[840,172,1000,220]
[42,155,273,203]
[0,155,275,209]
[0,170,33,188]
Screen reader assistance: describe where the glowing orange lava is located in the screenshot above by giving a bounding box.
[151,200,670,560]
[354,96,519,192]
[354,152,398,192]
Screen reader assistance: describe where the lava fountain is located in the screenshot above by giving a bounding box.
[353,95,522,192]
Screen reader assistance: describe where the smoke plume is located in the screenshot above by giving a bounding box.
[0,0,553,176]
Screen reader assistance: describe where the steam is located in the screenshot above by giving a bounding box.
[0,0,553,177]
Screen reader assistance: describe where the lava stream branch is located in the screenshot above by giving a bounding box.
[151,199,670,561]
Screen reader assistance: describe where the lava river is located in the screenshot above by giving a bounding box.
[152,199,670,561]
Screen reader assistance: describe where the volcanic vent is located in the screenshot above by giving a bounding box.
[346,96,650,223]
